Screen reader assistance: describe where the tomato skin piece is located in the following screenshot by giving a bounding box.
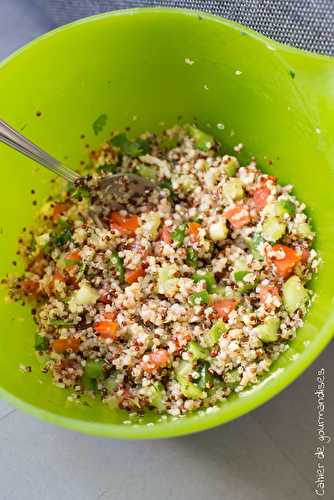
[224,204,250,229]
[253,186,271,209]
[52,338,80,353]
[213,299,238,319]
[161,225,172,244]
[188,222,201,241]
[109,212,140,235]
[269,244,301,279]
[125,264,145,284]
[52,202,70,223]
[142,349,169,372]
[21,279,39,296]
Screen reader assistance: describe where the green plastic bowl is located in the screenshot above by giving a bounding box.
[0,8,333,439]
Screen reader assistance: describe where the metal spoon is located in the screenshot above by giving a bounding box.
[0,119,155,197]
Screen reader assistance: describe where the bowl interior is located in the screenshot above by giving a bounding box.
[0,9,334,438]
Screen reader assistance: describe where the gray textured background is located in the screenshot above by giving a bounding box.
[32,0,334,54]
[0,1,333,499]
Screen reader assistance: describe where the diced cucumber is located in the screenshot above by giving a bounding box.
[262,217,286,242]
[196,362,213,389]
[243,233,264,260]
[204,320,228,347]
[176,361,206,399]
[222,155,239,176]
[295,222,313,239]
[188,126,214,151]
[223,178,244,201]
[157,265,178,295]
[137,164,157,181]
[142,212,161,239]
[187,341,209,360]
[176,359,193,379]
[254,317,280,343]
[180,380,206,399]
[233,270,249,282]
[70,283,99,307]
[283,275,308,313]
[224,368,241,388]
[209,220,228,241]
[143,382,166,410]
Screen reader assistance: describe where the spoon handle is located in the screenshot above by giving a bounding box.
[0,119,81,183]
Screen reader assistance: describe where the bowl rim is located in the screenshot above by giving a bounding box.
[0,7,333,439]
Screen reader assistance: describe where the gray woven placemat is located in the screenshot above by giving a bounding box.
[33,0,334,55]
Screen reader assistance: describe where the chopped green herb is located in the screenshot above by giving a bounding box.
[186,247,198,267]
[96,164,118,174]
[192,271,216,293]
[289,70,295,79]
[280,199,296,217]
[111,133,150,157]
[34,333,49,351]
[190,290,210,305]
[84,360,104,379]
[160,179,177,200]
[72,186,90,201]
[172,224,186,247]
[92,113,108,135]
[49,319,75,327]
[76,263,87,281]
[51,220,72,246]
[109,250,125,284]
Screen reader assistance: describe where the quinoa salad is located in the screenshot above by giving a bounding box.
[5,125,319,417]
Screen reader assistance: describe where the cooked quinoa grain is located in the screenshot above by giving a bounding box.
[5,125,318,416]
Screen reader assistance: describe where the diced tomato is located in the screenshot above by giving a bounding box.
[259,175,277,185]
[125,264,145,284]
[188,222,201,241]
[95,320,119,339]
[27,255,47,277]
[224,204,250,229]
[213,298,238,319]
[21,279,39,295]
[49,269,66,291]
[52,202,70,223]
[259,283,280,311]
[299,248,310,264]
[161,225,172,244]
[253,186,271,209]
[109,212,140,236]
[52,338,80,353]
[64,250,81,262]
[269,244,301,279]
[142,349,169,372]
